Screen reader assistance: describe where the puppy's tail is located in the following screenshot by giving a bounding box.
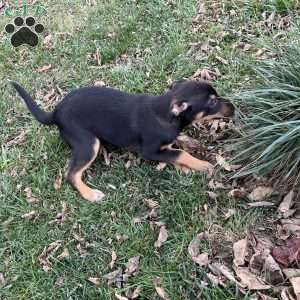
[9,80,55,125]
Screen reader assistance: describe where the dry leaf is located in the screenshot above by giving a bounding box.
[102,268,123,286]
[37,64,52,73]
[247,202,275,208]
[124,256,140,277]
[176,134,202,152]
[38,240,61,272]
[125,286,142,299]
[234,267,270,290]
[57,248,70,260]
[145,199,159,209]
[115,234,129,243]
[54,170,62,190]
[24,187,39,203]
[115,294,128,300]
[281,287,296,300]
[210,119,219,135]
[153,277,171,300]
[290,277,300,299]
[0,273,5,284]
[224,208,236,220]
[216,154,232,171]
[209,263,240,285]
[278,191,295,218]
[88,277,101,286]
[233,238,248,267]
[154,226,168,248]
[207,191,218,200]
[109,250,117,269]
[263,254,284,285]
[48,202,68,225]
[228,189,244,198]
[21,210,37,220]
[248,187,273,201]
[156,162,167,171]
[188,233,209,266]
[272,237,300,267]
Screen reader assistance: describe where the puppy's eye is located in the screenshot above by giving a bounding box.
[208,98,218,107]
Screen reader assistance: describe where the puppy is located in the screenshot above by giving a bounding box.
[10,80,234,202]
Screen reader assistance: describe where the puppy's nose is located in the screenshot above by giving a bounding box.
[221,101,235,118]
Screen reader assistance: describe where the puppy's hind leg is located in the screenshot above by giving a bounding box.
[64,133,104,202]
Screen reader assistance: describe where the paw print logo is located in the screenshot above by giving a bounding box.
[5,16,44,47]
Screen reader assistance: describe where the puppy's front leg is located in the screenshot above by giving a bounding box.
[142,146,213,172]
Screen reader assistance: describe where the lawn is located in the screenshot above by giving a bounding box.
[0,1,298,299]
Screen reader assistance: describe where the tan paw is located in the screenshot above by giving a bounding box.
[85,189,105,203]
[174,164,192,174]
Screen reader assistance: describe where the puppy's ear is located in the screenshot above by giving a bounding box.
[170,100,190,116]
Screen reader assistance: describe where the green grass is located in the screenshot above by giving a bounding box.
[0,1,293,299]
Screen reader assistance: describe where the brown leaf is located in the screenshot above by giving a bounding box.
[48,202,68,225]
[88,277,101,286]
[38,240,61,272]
[290,277,300,299]
[176,134,202,152]
[210,119,219,135]
[207,191,218,200]
[125,286,142,299]
[37,64,52,73]
[263,254,284,285]
[272,237,300,267]
[248,187,273,201]
[224,208,236,220]
[54,169,62,190]
[234,267,270,290]
[228,189,245,198]
[188,233,210,266]
[57,248,70,260]
[154,226,168,248]
[21,210,37,220]
[24,187,39,203]
[109,250,117,269]
[233,238,248,267]
[153,277,171,300]
[115,294,128,300]
[281,287,296,300]
[145,199,159,209]
[278,191,295,218]
[102,268,123,286]
[156,162,167,171]
[233,42,251,51]
[124,256,140,277]
[216,154,232,171]
[115,234,129,243]
[247,202,275,208]
[0,273,5,284]
[209,263,240,286]
[101,147,111,166]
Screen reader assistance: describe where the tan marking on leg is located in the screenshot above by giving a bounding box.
[160,143,175,151]
[175,151,213,172]
[71,139,104,202]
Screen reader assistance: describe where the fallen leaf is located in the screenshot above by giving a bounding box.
[124,256,140,277]
[37,64,52,73]
[234,267,270,290]
[101,147,111,166]
[38,240,61,272]
[233,42,251,51]
[156,162,167,171]
[102,268,123,286]
[210,119,219,135]
[54,169,62,190]
[278,191,295,218]
[57,248,70,260]
[263,254,284,285]
[207,191,218,200]
[0,273,5,284]
[272,237,300,267]
[109,250,117,269]
[188,233,210,266]
[153,277,171,300]
[233,238,248,267]
[115,294,128,300]
[281,287,296,300]
[176,134,202,152]
[145,199,159,209]
[76,243,87,257]
[228,189,245,198]
[209,263,240,286]
[248,187,273,201]
[88,277,101,286]
[224,208,236,220]
[21,211,37,220]
[247,202,275,208]
[48,202,68,225]
[115,234,129,243]
[24,187,39,203]
[154,226,168,248]
[290,277,300,299]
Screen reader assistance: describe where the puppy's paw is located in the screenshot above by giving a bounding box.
[87,189,105,203]
[174,164,192,174]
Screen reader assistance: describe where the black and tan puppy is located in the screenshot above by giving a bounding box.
[10,80,234,202]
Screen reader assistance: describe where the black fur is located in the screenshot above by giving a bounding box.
[10,80,234,197]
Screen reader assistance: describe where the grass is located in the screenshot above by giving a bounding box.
[0,1,296,299]
[231,24,300,187]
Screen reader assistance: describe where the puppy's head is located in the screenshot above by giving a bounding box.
[169,80,234,123]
